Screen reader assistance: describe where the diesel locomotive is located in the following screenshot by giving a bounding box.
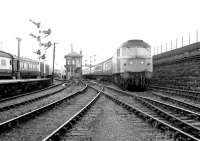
[83,39,153,90]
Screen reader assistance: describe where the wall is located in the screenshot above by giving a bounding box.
[0,78,52,98]
[151,42,200,90]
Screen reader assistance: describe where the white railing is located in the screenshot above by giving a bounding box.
[153,30,199,56]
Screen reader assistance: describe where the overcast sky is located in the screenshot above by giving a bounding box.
[0,0,200,70]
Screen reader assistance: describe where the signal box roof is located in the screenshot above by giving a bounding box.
[65,51,82,58]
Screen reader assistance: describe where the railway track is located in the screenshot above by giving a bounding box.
[147,90,200,114]
[104,86,200,141]
[150,85,200,101]
[0,85,100,141]
[0,81,68,104]
[42,87,102,141]
[0,82,83,124]
[0,82,71,112]
[149,85,200,113]
[42,86,170,141]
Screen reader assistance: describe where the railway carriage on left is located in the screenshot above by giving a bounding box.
[0,50,50,79]
[12,56,40,78]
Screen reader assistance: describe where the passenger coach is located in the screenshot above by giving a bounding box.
[0,50,50,79]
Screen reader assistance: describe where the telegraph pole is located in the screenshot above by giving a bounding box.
[16,37,22,79]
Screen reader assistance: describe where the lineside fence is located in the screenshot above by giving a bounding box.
[153,30,199,56]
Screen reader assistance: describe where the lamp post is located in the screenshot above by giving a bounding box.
[52,42,58,84]
[16,37,22,79]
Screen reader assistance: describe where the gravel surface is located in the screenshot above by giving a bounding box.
[104,88,147,109]
[0,84,84,123]
[61,95,173,141]
[104,88,180,139]
[0,87,98,141]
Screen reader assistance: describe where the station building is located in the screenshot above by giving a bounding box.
[64,48,82,79]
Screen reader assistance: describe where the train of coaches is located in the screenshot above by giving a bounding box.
[83,40,153,90]
[0,50,50,79]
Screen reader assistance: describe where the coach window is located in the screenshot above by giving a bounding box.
[20,62,23,69]
[1,59,6,66]
[24,63,27,69]
[36,65,39,70]
[21,63,23,69]
[117,49,120,56]
[76,60,79,65]
[72,60,75,65]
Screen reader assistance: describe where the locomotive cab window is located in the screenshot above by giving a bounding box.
[122,46,151,58]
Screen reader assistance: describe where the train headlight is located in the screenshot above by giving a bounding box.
[141,61,144,64]
[129,61,133,65]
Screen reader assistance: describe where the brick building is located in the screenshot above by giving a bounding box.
[64,48,82,79]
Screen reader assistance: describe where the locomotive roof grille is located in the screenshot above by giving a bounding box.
[122,40,150,48]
